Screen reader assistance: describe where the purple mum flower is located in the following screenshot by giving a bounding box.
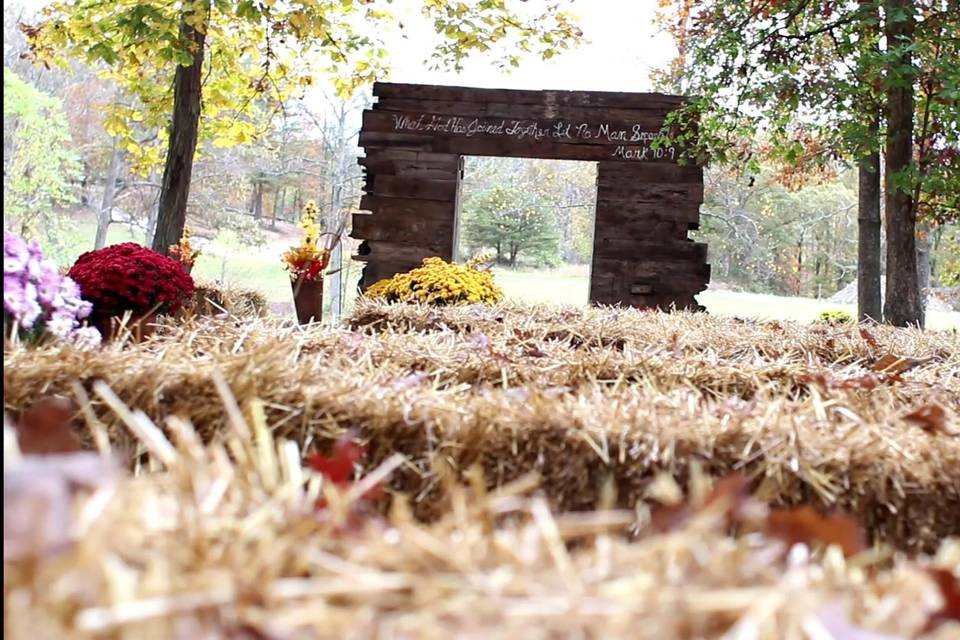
[3,231,100,347]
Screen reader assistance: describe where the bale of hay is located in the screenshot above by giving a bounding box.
[4,303,958,552]
[3,399,958,639]
[187,280,269,318]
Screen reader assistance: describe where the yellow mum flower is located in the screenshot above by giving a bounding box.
[364,256,503,306]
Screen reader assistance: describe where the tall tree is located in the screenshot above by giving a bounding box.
[24,0,582,255]
[461,184,561,268]
[882,0,920,325]
[855,0,882,322]
[654,0,959,326]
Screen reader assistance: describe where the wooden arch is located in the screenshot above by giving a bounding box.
[352,82,710,309]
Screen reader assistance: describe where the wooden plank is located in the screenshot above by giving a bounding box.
[591,258,711,280]
[596,182,705,203]
[594,203,702,225]
[373,82,688,109]
[589,272,710,295]
[368,175,458,201]
[356,239,454,264]
[362,110,673,149]
[351,211,454,244]
[359,131,684,164]
[374,98,674,124]
[359,150,460,175]
[591,238,708,262]
[592,220,691,241]
[359,157,460,179]
[596,162,703,183]
[357,196,458,221]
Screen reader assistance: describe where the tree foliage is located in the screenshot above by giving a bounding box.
[23,0,582,175]
[654,0,958,222]
[654,0,959,326]
[459,156,595,267]
[3,67,82,258]
[461,184,561,268]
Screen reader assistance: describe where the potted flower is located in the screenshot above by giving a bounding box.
[168,225,201,275]
[281,200,345,325]
[67,243,195,341]
[3,231,101,348]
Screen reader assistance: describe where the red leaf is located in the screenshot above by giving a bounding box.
[649,503,690,533]
[765,506,866,557]
[15,396,82,456]
[703,472,752,516]
[859,327,879,349]
[903,404,951,434]
[922,568,960,633]
[648,473,752,533]
[306,433,365,485]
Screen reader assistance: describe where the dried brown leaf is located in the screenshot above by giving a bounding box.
[765,506,866,557]
[903,404,950,434]
[15,396,82,455]
[922,567,960,634]
[870,354,927,375]
[859,327,880,349]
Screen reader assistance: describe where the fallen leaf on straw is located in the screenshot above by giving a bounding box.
[859,328,880,349]
[903,404,951,435]
[306,431,365,485]
[870,354,927,375]
[14,395,82,455]
[922,568,960,634]
[765,506,866,558]
[306,432,385,512]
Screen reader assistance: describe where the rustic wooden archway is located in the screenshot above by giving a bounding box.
[352,82,710,309]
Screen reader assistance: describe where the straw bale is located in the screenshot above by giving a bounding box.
[4,302,959,552]
[187,280,269,318]
[4,400,959,640]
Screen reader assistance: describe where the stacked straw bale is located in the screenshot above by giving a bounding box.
[4,301,959,553]
[4,396,958,639]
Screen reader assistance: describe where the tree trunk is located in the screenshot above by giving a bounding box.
[150,2,209,255]
[882,0,921,327]
[272,186,284,229]
[857,143,883,322]
[252,181,263,220]
[856,0,883,323]
[144,174,160,246]
[916,221,933,325]
[795,236,803,297]
[95,138,123,249]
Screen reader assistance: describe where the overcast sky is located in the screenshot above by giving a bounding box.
[11,0,674,93]
[380,0,674,93]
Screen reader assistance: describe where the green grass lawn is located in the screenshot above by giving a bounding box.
[56,222,958,330]
[493,266,960,330]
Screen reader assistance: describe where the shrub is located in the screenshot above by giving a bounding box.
[67,243,195,323]
[816,309,854,325]
[365,256,503,305]
[3,230,100,346]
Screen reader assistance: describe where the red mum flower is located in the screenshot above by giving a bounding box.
[67,243,194,323]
